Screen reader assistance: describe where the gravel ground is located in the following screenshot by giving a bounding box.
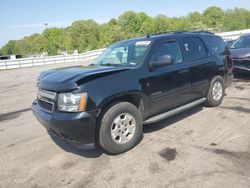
[0,63,250,188]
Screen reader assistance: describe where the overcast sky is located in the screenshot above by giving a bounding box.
[0,0,250,47]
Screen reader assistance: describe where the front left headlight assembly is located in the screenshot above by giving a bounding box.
[57,92,87,112]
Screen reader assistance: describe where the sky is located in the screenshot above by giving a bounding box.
[0,0,250,47]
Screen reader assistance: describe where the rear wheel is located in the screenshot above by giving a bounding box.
[97,102,143,154]
[204,76,225,107]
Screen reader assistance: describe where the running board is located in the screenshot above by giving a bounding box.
[143,98,207,124]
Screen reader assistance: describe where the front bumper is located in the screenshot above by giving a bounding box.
[234,65,250,73]
[233,59,250,74]
[32,100,97,148]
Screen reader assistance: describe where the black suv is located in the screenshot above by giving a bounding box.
[32,31,233,154]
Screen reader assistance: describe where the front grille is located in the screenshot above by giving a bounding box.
[37,89,56,113]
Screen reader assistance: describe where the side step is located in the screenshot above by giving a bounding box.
[143,98,207,124]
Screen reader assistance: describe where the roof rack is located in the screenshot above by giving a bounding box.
[173,30,188,34]
[189,30,214,35]
[146,29,214,38]
[146,30,187,38]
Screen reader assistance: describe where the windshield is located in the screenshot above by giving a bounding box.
[231,35,250,49]
[93,40,151,67]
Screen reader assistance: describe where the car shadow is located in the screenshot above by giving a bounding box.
[143,105,203,133]
[0,108,31,121]
[49,133,103,158]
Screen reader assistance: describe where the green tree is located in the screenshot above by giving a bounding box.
[224,8,250,31]
[188,12,206,30]
[98,19,124,47]
[203,6,224,30]
[59,28,73,53]
[0,40,18,55]
[69,20,100,52]
[153,15,172,33]
[117,11,153,37]
[43,28,65,55]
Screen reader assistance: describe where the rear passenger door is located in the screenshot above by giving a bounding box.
[181,36,214,99]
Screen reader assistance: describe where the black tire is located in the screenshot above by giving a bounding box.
[97,102,143,154]
[204,76,225,107]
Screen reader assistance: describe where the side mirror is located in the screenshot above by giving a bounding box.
[150,55,174,69]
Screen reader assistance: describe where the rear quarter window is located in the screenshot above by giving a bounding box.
[203,35,226,55]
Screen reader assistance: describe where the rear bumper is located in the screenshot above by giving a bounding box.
[32,100,97,148]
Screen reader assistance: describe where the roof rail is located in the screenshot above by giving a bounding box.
[173,30,188,34]
[146,30,189,38]
[146,30,214,38]
[189,30,214,35]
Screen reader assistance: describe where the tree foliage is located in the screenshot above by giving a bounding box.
[203,6,224,30]
[1,6,250,57]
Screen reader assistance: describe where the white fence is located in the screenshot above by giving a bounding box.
[217,29,250,40]
[0,48,106,70]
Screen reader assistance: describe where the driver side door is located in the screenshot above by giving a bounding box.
[146,40,191,117]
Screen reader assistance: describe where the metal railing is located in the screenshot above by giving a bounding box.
[0,48,106,70]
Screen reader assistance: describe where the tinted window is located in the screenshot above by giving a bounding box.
[203,35,226,55]
[156,41,183,64]
[183,37,207,61]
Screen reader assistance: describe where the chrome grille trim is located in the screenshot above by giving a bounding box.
[38,89,56,100]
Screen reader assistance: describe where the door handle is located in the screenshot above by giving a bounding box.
[179,69,189,74]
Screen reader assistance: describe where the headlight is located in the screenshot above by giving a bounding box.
[57,92,87,112]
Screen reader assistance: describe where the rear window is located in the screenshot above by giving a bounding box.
[203,35,226,55]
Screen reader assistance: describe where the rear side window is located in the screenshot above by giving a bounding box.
[155,41,183,64]
[203,35,226,55]
[182,37,207,61]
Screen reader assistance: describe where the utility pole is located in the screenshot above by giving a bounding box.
[44,23,48,29]
[243,15,245,29]
[44,23,49,56]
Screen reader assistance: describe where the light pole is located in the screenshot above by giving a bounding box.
[44,23,49,55]
[44,23,48,29]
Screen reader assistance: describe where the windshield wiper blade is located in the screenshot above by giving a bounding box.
[99,63,120,67]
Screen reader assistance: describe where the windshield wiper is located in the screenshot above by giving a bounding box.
[99,63,120,67]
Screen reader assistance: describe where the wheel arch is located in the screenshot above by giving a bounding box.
[97,92,146,118]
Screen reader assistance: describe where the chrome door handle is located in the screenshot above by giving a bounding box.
[179,69,189,74]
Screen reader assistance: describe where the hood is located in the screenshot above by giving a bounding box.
[230,48,250,59]
[38,65,129,92]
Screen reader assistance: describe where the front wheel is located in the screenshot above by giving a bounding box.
[97,102,143,154]
[204,76,225,107]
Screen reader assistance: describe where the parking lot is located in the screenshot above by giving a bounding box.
[0,63,250,188]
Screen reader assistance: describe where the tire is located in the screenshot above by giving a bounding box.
[204,76,225,107]
[97,102,143,154]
